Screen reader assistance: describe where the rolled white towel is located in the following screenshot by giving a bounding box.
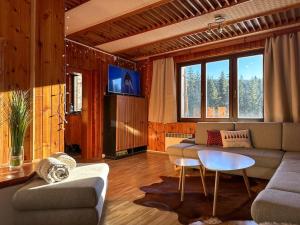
[51,152,77,170]
[36,157,69,183]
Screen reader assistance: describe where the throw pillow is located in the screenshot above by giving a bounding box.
[220,129,252,148]
[207,130,223,146]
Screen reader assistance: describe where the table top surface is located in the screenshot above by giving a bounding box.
[0,163,36,189]
[198,150,255,172]
[171,157,201,167]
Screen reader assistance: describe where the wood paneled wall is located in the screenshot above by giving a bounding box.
[65,40,135,160]
[138,40,266,152]
[0,0,65,166]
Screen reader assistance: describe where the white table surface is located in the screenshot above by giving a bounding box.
[198,150,255,172]
[171,158,201,167]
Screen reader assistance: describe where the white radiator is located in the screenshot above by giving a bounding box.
[165,133,193,150]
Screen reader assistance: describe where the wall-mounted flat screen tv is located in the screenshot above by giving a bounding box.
[108,64,141,96]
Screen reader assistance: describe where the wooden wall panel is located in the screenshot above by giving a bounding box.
[65,114,82,147]
[0,0,65,166]
[139,40,266,152]
[34,0,65,159]
[65,40,135,160]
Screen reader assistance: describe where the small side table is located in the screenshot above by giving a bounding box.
[172,158,207,201]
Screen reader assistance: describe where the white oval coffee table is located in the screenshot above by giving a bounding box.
[198,150,255,217]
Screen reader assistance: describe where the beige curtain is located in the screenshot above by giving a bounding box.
[264,32,300,122]
[148,57,177,123]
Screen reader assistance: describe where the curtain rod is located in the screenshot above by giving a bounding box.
[65,38,136,65]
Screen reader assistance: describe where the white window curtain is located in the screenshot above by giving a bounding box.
[148,57,177,123]
[264,32,300,122]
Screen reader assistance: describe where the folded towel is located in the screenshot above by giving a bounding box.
[36,157,69,183]
[51,152,77,170]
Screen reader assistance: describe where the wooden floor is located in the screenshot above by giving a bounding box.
[99,152,257,225]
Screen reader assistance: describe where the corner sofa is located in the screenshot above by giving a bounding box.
[0,163,109,225]
[167,122,300,224]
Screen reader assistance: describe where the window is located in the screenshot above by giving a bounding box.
[206,59,230,118]
[237,54,263,118]
[71,73,82,112]
[180,64,201,118]
[178,51,264,121]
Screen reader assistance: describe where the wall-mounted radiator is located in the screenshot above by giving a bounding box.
[165,133,193,151]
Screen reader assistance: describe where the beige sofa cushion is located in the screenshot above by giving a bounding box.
[195,122,234,145]
[13,163,109,211]
[182,145,283,169]
[283,152,300,161]
[235,122,282,150]
[251,189,300,224]
[166,143,195,157]
[282,123,300,152]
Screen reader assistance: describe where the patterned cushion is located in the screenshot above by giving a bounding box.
[207,130,223,146]
[220,130,252,148]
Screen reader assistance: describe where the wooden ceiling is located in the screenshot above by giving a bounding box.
[68,0,249,46]
[65,0,90,11]
[66,0,300,60]
[117,7,300,59]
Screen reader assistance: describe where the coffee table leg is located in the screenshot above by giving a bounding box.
[178,166,182,191]
[213,171,219,217]
[242,169,252,198]
[199,166,207,196]
[180,166,185,202]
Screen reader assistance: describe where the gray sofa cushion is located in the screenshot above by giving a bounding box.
[276,159,300,173]
[14,202,103,225]
[283,151,300,161]
[182,145,283,169]
[195,122,234,145]
[166,143,195,157]
[266,171,300,194]
[13,163,109,211]
[282,123,300,152]
[235,122,282,150]
[251,189,300,224]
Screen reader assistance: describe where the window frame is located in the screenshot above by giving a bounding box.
[69,72,83,114]
[177,49,264,122]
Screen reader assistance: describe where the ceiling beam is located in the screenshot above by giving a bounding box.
[67,0,251,46]
[115,4,300,59]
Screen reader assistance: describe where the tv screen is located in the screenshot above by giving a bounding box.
[108,65,141,96]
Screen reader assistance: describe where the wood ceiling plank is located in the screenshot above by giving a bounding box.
[204,0,216,10]
[276,13,282,25]
[65,0,90,11]
[247,20,256,31]
[171,2,189,18]
[166,4,183,20]
[195,0,209,12]
[255,18,263,30]
[268,14,276,27]
[177,0,196,16]
[186,0,202,15]
[214,0,223,8]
